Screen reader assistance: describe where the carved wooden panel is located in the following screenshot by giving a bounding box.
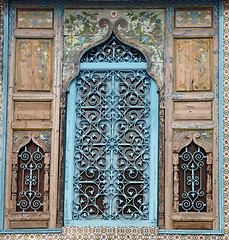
[17,140,45,212]
[174,38,212,92]
[174,101,212,120]
[15,39,53,92]
[178,141,207,212]
[16,9,54,29]
[174,8,213,28]
[11,131,51,216]
[173,130,213,154]
[14,102,51,120]
[172,131,214,229]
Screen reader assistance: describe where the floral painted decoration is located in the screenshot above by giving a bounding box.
[175,9,212,28]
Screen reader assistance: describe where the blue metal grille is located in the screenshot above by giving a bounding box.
[73,70,151,220]
[80,33,147,64]
[17,141,44,212]
[65,33,158,225]
[179,141,207,212]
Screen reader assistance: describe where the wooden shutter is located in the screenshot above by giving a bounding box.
[164,7,219,230]
[4,7,62,229]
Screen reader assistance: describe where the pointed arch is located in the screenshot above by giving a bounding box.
[64,31,162,91]
[17,139,45,212]
[64,31,159,226]
[178,140,207,213]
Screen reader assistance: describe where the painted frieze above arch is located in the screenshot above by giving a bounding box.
[63,9,164,84]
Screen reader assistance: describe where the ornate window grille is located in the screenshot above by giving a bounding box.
[64,33,159,225]
[17,140,45,212]
[179,141,207,212]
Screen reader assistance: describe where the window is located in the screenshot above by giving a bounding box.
[2,3,222,233]
[64,33,159,226]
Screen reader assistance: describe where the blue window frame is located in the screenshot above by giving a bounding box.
[64,33,159,226]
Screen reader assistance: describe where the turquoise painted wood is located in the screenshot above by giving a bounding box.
[64,33,159,226]
[218,0,224,233]
[0,0,9,231]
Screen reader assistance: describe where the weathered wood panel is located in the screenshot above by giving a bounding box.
[174,8,213,28]
[14,102,51,120]
[174,38,211,91]
[173,221,213,230]
[17,9,53,29]
[174,101,212,120]
[9,220,48,229]
[16,39,53,91]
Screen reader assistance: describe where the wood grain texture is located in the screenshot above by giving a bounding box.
[173,221,213,230]
[174,38,211,92]
[174,101,212,120]
[14,102,51,120]
[15,39,53,92]
[9,220,48,229]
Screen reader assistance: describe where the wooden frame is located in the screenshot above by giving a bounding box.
[1,1,222,233]
[3,6,62,229]
[164,5,219,230]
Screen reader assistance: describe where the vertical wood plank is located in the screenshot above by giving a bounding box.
[32,40,52,91]
[164,6,174,229]
[4,5,15,229]
[16,40,33,90]
[49,7,62,229]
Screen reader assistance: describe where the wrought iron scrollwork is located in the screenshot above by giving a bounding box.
[80,32,147,63]
[17,140,44,212]
[179,141,207,212]
[73,69,151,220]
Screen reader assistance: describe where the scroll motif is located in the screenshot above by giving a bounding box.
[72,34,153,220]
[80,32,146,63]
[179,141,207,212]
[17,140,45,212]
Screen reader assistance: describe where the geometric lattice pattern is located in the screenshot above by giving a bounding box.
[0,2,228,240]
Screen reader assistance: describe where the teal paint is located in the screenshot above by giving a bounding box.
[64,80,76,226]
[0,229,62,234]
[64,34,159,226]
[158,230,224,235]
[149,77,159,226]
[218,0,224,234]
[0,0,9,231]
[80,62,147,71]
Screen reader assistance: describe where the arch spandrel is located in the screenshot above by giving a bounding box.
[64,17,163,91]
